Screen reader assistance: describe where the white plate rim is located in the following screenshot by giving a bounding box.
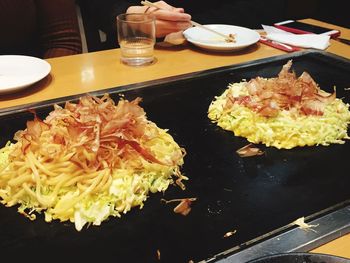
[0,55,51,94]
[183,24,260,51]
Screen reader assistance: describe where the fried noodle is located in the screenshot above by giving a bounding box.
[0,94,186,230]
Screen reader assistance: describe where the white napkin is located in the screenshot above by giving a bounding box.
[262,25,330,50]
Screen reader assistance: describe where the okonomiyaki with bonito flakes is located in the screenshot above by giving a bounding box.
[0,94,186,231]
[208,60,350,149]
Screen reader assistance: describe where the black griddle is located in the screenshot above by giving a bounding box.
[0,50,350,262]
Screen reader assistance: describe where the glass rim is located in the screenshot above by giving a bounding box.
[116,13,155,23]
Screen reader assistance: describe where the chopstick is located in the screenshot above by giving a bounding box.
[189,21,236,42]
[336,37,350,46]
[259,36,300,52]
[140,0,236,42]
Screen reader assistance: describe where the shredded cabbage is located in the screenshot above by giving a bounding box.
[0,95,186,231]
[208,82,350,149]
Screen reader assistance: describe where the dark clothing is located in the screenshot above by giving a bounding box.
[0,0,82,58]
[165,0,287,28]
[80,0,289,51]
[79,0,349,52]
[78,0,131,51]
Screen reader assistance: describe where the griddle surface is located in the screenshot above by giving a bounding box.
[0,51,350,262]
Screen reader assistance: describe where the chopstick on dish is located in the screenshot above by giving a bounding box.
[190,21,236,43]
[140,0,236,42]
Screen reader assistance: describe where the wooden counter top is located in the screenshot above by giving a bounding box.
[1,19,349,111]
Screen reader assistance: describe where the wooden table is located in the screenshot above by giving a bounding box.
[1,18,349,259]
[1,18,349,111]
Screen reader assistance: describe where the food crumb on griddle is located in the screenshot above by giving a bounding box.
[161,197,197,216]
[293,217,319,232]
[223,229,237,238]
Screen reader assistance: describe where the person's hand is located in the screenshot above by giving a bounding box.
[126,1,192,38]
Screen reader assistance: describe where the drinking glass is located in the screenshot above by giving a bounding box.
[117,13,156,66]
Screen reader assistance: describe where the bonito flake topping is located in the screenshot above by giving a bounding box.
[0,94,186,231]
[208,60,350,149]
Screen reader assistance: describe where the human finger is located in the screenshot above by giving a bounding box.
[146,1,186,14]
[152,1,180,11]
[151,9,191,22]
[155,20,192,37]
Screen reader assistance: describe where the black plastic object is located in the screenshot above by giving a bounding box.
[247,252,350,263]
[0,51,350,262]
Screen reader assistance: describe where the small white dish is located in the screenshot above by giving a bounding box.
[183,24,260,51]
[0,55,51,94]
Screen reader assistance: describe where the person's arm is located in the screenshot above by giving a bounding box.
[126,1,192,38]
[35,0,82,58]
[86,0,191,46]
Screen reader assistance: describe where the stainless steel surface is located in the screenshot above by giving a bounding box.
[204,203,350,263]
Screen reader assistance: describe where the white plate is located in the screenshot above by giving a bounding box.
[183,24,260,51]
[0,55,51,94]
